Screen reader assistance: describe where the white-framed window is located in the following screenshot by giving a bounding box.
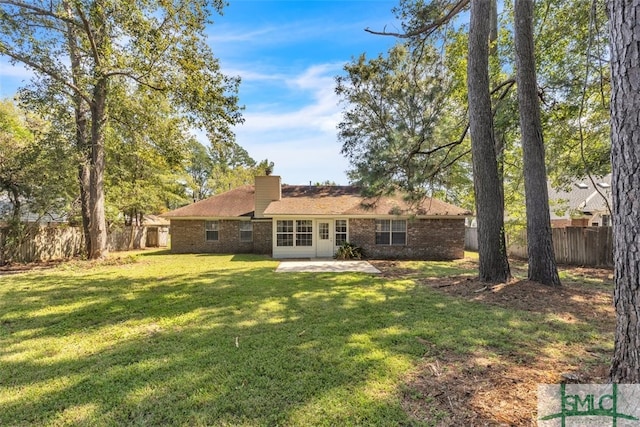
[375,219,406,245]
[205,220,219,241]
[276,220,294,247]
[276,219,314,247]
[239,221,253,242]
[296,220,313,246]
[335,219,347,246]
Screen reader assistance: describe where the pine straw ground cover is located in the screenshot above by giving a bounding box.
[371,257,614,426]
[0,251,613,426]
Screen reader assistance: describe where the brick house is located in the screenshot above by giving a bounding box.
[163,176,471,260]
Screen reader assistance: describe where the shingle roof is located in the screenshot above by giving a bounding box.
[264,185,470,217]
[548,175,611,219]
[162,185,255,218]
[163,184,470,219]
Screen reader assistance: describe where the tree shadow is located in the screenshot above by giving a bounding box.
[0,255,606,425]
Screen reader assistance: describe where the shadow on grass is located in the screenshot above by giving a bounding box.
[0,253,604,426]
[136,248,173,256]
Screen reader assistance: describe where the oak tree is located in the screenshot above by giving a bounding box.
[0,0,242,258]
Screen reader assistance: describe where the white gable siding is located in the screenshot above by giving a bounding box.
[254,176,281,218]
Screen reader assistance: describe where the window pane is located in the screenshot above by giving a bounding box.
[392,220,406,232]
[277,220,293,232]
[391,232,406,245]
[335,220,347,246]
[296,220,312,246]
[239,222,252,242]
[376,219,390,232]
[319,223,329,240]
[296,233,313,246]
[205,221,219,241]
[277,234,293,246]
[297,220,313,233]
[376,232,390,245]
[276,220,293,246]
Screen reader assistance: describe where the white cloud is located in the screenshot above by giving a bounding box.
[227,62,350,184]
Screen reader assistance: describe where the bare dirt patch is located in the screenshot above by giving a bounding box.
[372,260,614,426]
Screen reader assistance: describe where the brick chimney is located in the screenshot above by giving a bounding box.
[254,175,281,218]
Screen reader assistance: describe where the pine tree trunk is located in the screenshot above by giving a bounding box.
[514,0,561,287]
[467,0,511,283]
[608,0,640,383]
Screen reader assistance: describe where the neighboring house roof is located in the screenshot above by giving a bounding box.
[163,184,470,219]
[548,174,611,219]
[163,185,255,218]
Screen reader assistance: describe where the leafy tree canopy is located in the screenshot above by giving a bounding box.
[336,43,471,206]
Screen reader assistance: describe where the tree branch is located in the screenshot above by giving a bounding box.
[491,78,516,114]
[365,0,470,39]
[103,70,168,91]
[0,43,91,105]
[74,5,100,67]
[0,0,82,28]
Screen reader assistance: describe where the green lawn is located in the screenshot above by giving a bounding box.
[0,251,607,426]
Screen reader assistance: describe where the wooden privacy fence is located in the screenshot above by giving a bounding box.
[507,227,613,268]
[465,226,479,252]
[0,225,169,264]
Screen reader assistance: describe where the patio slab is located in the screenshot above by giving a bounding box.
[275,259,381,273]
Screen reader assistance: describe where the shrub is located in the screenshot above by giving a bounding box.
[334,242,364,260]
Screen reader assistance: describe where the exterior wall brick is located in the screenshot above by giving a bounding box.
[348,218,465,260]
[252,220,273,255]
[171,217,463,260]
[170,219,271,255]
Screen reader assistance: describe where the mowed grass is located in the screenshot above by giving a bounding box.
[0,251,607,426]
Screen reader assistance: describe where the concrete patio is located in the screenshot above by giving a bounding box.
[275,259,381,273]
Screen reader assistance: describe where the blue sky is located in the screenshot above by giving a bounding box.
[0,0,401,185]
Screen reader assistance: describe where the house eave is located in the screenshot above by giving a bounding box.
[264,214,469,219]
[166,216,252,221]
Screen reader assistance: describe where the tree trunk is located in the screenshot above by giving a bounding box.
[78,161,92,255]
[489,0,498,57]
[467,0,511,283]
[88,78,109,259]
[64,1,92,257]
[608,0,640,383]
[489,0,504,208]
[514,0,561,287]
[9,186,20,224]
